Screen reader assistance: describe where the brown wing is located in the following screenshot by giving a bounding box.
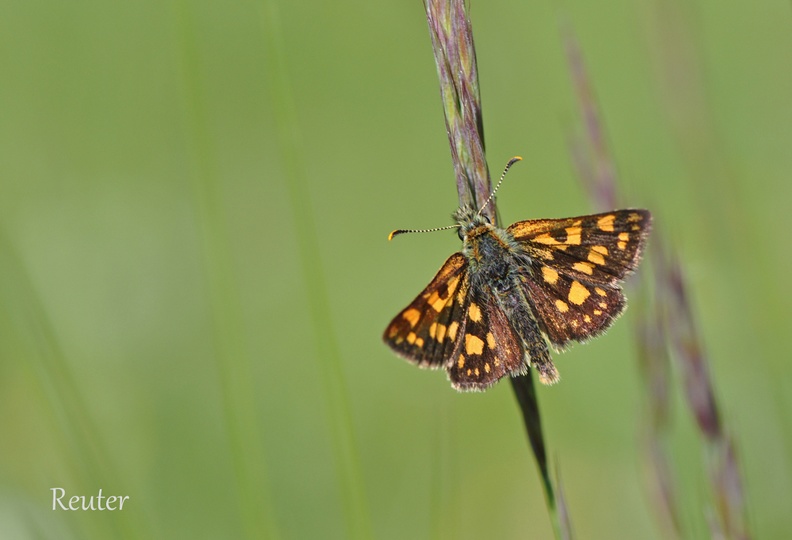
[383,253,470,368]
[508,209,651,285]
[447,286,525,391]
[519,270,626,349]
[508,209,651,348]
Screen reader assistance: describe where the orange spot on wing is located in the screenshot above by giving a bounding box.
[428,291,445,312]
[542,266,559,284]
[486,332,496,349]
[597,214,615,232]
[534,233,557,245]
[568,281,591,305]
[465,334,485,355]
[435,323,447,342]
[565,226,582,245]
[403,308,421,327]
[573,261,594,275]
[448,321,459,341]
[587,250,606,266]
[617,232,629,250]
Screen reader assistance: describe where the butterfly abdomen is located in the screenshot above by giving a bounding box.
[495,280,560,384]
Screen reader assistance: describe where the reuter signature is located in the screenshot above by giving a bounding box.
[51,488,129,511]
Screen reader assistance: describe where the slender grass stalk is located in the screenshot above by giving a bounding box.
[424,0,490,213]
[658,245,750,540]
[563,22,750,540]
[564,26,686,535]
[646,5,755,537]
[171,3,278,538]
[562,22,617,212]
[554,463,574,540]
[423,1,570,537]
[257,1,372,539]
[634,286,682,537]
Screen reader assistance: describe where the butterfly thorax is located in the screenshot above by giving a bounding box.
[454,205,525,294]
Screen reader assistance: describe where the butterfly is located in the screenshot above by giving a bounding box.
[383,158,652,391]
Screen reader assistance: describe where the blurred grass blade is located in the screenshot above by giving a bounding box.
[171,2,278,538]
[634,292,682,537]
[257,1,372,538]
[509,374,553,503]
[510,373,572,540]
[711,436,749,540]
[563,19,682,539]
[562,22,617,211]
[657,245,751,539]
[659,248,721,438]
[646,5,753,535]
[554,463,574,540]
[0,230,144,539]
[564,18,750,537]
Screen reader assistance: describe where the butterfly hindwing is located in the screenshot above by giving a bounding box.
[447,285,524,391]
[383,253,469,368]
[519,268,625,348]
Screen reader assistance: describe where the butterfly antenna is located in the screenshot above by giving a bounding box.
[476,156,522,217]
[388,224,461,241]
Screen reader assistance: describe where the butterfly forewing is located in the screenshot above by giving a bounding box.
[447,287,524,391]
[509,209,651,348]
[383,253,470,368]
[508,209,651,285]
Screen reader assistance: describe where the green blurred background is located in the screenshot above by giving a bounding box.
[1,0,790,538]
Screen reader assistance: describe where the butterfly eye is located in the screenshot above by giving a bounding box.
[457,228,466,241]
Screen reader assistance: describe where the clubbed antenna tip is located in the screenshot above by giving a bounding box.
[388,224,461,241]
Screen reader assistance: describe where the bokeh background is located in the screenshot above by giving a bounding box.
[1,1,790,538]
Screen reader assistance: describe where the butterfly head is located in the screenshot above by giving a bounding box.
[453,204,492,240]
